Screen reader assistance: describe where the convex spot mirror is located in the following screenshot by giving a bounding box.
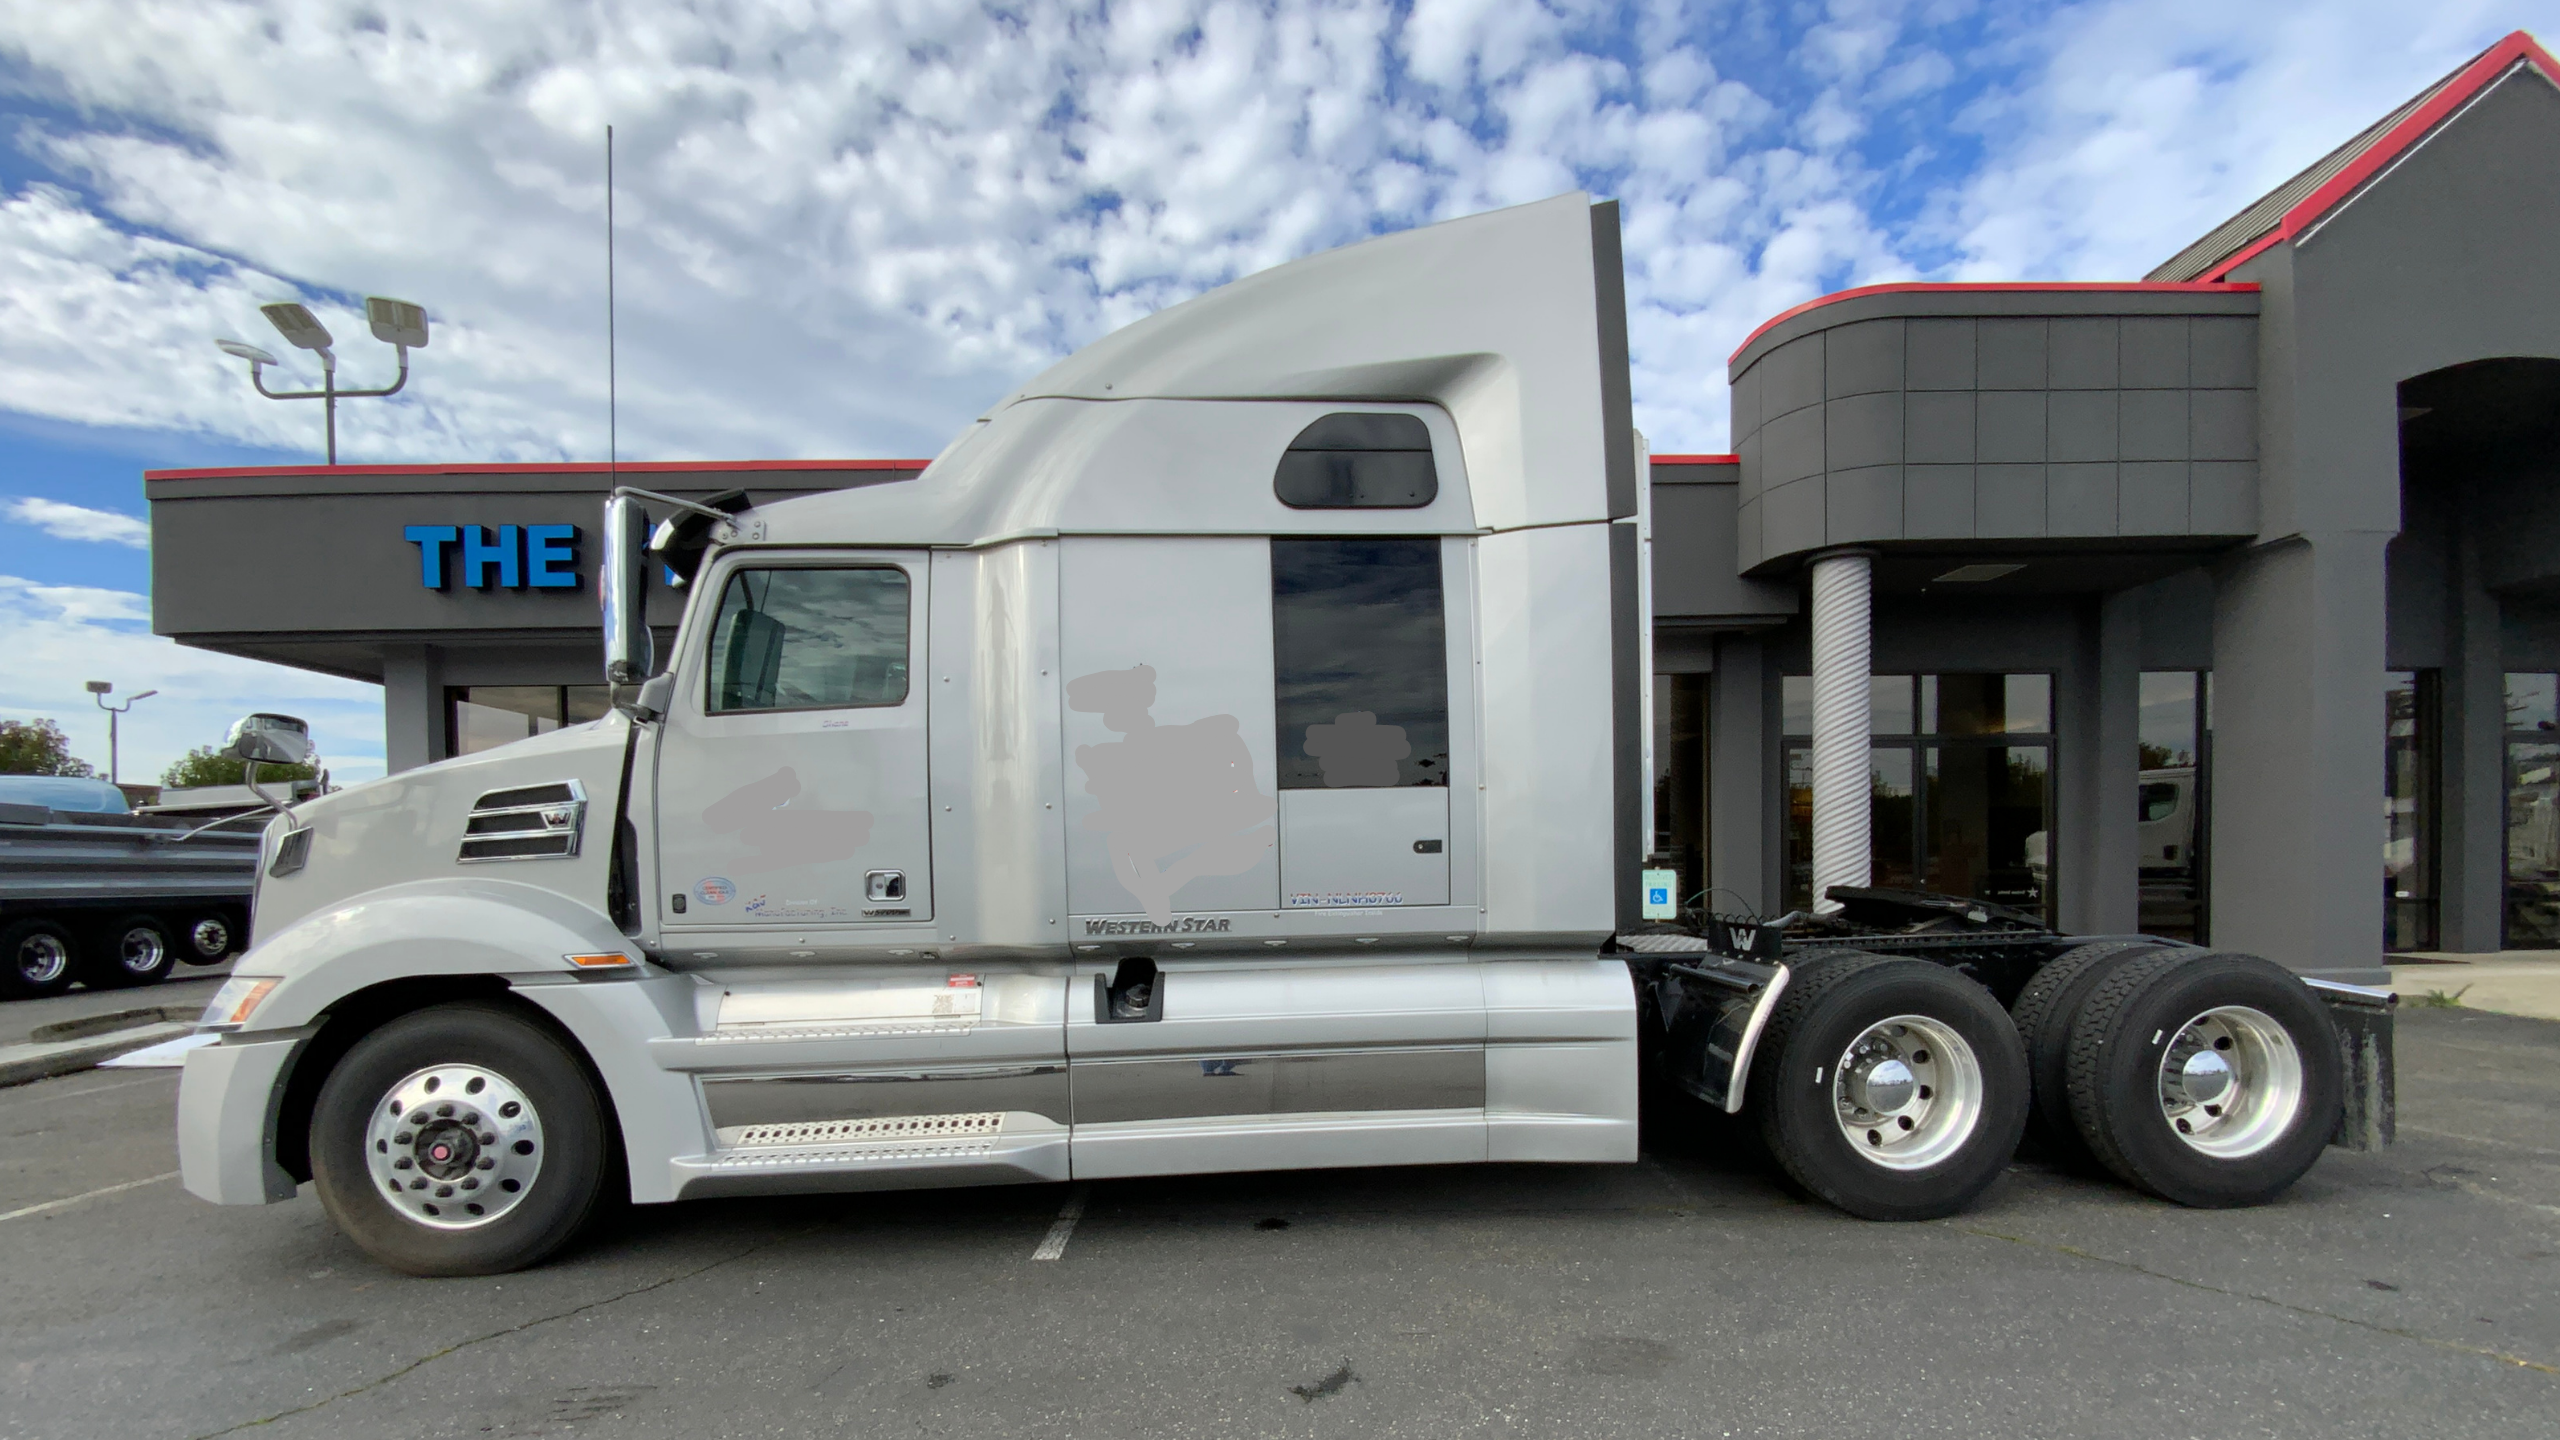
[647,488,752,589]
[225,713,312,767]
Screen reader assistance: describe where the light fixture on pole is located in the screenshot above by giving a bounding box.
[85,681,157,787]
[216,296,429,464]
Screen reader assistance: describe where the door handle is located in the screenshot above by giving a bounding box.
[1412,839,1443,854]
[866,869,907,902]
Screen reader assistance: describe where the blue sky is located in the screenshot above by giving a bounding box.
[0,0,2545,784]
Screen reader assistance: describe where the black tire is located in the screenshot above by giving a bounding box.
[1749,952,2030,1221]
[2010,940,2168,1159]
[178,911,238,965]
[83,914,178,989]
[0,919,80,999]
[311,1003,612,1276]
[2062,951,2342,1208]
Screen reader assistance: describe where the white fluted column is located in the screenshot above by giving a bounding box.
[1808,550,1873,913]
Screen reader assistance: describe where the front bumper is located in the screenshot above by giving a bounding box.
[178,1033,308,1205]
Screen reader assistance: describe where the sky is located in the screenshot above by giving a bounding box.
[0,0,2543,786]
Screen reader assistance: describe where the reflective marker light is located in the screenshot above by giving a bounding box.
[200,976,280,1031]
[566,952,635,968]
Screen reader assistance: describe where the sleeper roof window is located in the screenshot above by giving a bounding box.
[1273,413,1438,509]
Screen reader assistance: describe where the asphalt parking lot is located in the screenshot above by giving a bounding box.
[2,1005,2555,1440]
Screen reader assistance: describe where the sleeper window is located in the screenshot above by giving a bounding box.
[1271,538,1449,788]
[706,567,910,713]
[1273,413,1439,509]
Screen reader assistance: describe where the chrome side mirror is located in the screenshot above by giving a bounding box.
[601,492,654,686]
[225,713,312,767]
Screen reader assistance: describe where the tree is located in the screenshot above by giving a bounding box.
[162,745,320,789]
[0,719,96,777]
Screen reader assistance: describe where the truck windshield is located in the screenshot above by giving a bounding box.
[707,566,911,713]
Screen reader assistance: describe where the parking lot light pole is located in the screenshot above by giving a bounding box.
[85,681,156,786]
[217,297,430,464]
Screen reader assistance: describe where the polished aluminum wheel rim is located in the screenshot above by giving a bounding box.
[1832,1014,1983,1171]
[364,1064,545,1230]
[14,933,69,987]
[2157,1005,2302,1159]
[113,926,166,976]
[188,917,231,958]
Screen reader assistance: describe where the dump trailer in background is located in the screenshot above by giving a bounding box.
[0,777,254,996]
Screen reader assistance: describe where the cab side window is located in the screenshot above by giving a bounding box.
[706,567,910,713]
[1271,538,1449,787]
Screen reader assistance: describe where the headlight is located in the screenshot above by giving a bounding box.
[199,976,280,1032]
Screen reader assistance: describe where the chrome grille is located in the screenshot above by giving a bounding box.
[458,780,586,863]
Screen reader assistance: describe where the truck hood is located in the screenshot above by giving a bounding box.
[250,713,634,948]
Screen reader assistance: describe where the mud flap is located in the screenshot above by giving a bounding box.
[2307,978,2395,1150]
[1647,954,1791,1114]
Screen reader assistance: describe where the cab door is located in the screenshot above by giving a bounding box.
[654,552,931,931]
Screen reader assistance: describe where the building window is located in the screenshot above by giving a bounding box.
[2504,673,2560,948]
[1783,673,2055,921]
[447,685,614,757]
[2385,672,2440,952]
[1653,673,1708,912]
[2141,671,2211,943]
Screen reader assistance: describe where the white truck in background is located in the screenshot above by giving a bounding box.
[176,196,2388,1276]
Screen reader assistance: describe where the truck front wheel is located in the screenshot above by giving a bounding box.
[310,1003,611,1276]
[1749,954,2030,1221]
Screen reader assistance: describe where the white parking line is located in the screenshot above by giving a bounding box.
[1031,1186,1088,1261]
[0,1171,181,1224]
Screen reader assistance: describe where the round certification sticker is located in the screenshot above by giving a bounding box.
[695,877,736,906]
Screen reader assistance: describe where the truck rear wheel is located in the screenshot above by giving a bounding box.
[2062,951,2342,1207]
[179,912,238,965]
[2009,940,2167,1161]
[1749,954,2029,1220]
[310,1003,611,1276]
[0,920,80,999]
[84,915,178,988]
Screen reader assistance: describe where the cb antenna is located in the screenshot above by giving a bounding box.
[606,124,617,482]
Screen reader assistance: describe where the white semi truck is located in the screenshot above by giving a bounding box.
[177,196,2390,1275]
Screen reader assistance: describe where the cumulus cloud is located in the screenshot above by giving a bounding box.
[0,0,2542,475]
[0,575,384,786]
[7,495,151,547]
[1930,0,2547,281]
[0,0,1956,463]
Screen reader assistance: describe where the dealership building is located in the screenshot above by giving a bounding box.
[148,32,2560,980]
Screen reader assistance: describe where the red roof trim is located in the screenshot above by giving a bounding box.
[1727,282,2259,367]
[142,458,931,481]
[1649,453,1739,465]
[2203,30,2559,281]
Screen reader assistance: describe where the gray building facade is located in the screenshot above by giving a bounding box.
[147,31,2560,981]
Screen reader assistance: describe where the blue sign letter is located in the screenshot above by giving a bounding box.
[526,524,581,589]
[404,524,458,589]
[460,524,521,588]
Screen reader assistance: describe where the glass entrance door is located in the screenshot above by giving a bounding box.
[2506,673,2560,948]
[1785,673,2055,921]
